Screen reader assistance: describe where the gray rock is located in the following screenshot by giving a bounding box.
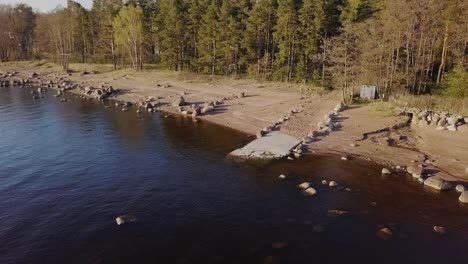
[437,117,447,127]
[172,96,185,107]
[459,191,468,203]
[417,111,428,118]
[447,116,459,125]
[381,168,391,174]
[455,184,465,193]
[418,119,428,126]
[424,177,452,191]
[407,165,423,176]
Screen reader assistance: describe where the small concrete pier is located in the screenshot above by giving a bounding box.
[229,131,301,160]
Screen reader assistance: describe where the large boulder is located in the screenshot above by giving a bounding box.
[424,177,452,191]
[459,191,468,203]
[437,117,447,127]
[447,116,459,125]
[172,96,185,107]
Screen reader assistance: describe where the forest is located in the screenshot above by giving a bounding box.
[0,0,467,102]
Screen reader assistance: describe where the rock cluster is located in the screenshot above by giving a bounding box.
[82,84,117,100]
[315,102,346,135]
[406,108,468,132]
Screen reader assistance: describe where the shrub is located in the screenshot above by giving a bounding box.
[442,67,468,98]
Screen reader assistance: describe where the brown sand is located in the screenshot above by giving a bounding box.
[1,62,467,182]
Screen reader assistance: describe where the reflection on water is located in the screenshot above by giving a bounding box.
[0,86,467,264]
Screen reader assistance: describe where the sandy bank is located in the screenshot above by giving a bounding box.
[1,62,467,183]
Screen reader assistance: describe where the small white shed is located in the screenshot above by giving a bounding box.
[360,85,377,99]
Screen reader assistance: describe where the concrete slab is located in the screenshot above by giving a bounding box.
[229,131,301,160]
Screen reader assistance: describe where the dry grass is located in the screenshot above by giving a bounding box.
[390,94,468,116]
[366,100,399,117]
[66,62,332,97]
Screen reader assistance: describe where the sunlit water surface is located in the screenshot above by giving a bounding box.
[0,87,467,264]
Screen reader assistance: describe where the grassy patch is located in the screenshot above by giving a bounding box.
[367,100,399,117]
[390,95,468,116]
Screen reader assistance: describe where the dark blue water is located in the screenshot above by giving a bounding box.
[0,87,467,264]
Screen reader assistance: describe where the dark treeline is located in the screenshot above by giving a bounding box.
[1,0,467,101]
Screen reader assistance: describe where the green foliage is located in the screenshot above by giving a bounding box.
[441,68,468,98]
[113,5,145,70]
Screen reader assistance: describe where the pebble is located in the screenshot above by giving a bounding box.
[329,181,338,187]
[341,156,348,161]
[321,180,328,185]
[279,174,286,180]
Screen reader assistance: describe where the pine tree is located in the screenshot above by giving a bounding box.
[156,0,188,70]
[244,0,277,79]
[273,0,300,82]
[297,0,325,82]
[197,0,221,75]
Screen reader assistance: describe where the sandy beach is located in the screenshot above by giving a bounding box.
[1,62,468,182]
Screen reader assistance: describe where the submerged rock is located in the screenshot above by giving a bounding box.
[424,177,452,191]
[377,227,393,240]
[433,226,446,235]
[115,214,137,225]
[328,209,348,216]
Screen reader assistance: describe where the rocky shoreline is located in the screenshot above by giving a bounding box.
[1,67,468,204]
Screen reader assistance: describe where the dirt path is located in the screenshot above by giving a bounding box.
[1,62,468,182]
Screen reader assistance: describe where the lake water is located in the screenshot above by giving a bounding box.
[0,87,467,264]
